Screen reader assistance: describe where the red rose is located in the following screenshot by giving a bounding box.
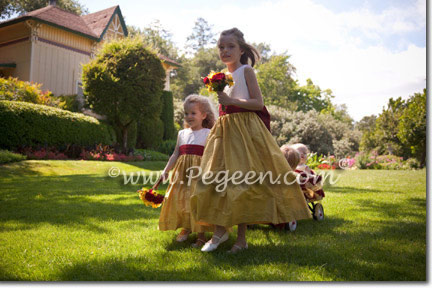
[211,73,225,82]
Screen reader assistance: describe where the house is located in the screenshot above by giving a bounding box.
[0,2,180,96]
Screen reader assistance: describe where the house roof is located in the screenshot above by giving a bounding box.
[82,6,128,39]
[158,54,181,68]
[0,5,128,41]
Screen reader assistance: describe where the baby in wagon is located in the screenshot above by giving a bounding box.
[287,143,325,201]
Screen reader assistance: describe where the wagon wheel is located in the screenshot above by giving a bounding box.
[313,203,324,221]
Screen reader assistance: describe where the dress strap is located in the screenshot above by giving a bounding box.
[179,144,204,156]
[219,105,271,132]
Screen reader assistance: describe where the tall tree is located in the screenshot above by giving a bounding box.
[185,17,216,55]
[294,79,335,114]
[398,88,426,166]
[1,0,87,19]
[128,20,179,60]
[170,46,224,100]
[252,42,272,64]
[255,54,297,108]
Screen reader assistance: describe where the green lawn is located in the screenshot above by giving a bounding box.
[0,160,426,281]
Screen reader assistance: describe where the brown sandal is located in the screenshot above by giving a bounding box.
[191,238,206,248]
[228,243,248,254]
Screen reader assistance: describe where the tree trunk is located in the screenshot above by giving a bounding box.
[122,126,128,154]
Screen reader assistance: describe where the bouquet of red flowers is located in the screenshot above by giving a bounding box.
[203,71,234,112]
[203,71,234,92]
[137,177,164,208]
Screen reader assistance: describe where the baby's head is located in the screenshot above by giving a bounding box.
[183,94,216,129]
[290,143,309,165]
[218,28,260,67]
[280,144,300,169]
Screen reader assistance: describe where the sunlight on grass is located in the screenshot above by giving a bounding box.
[0,161,426,281]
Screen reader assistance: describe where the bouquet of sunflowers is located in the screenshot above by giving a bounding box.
[137,177,164,208]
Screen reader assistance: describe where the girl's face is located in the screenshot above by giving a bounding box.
[218,34,243,65]
[297,147,309,165]
[184,103,206,130]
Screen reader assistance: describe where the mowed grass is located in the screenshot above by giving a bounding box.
[0,160,426,281]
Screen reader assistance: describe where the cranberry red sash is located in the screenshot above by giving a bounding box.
[295,169,325,198]
[179,144,204,156]
[219,105,271,132]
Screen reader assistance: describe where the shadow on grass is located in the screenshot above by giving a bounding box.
[326,186,388,194]
[54,214,425,281]
[0,173,161,232]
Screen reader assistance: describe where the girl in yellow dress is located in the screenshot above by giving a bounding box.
[159,94,216,248]
[190,28,311,253]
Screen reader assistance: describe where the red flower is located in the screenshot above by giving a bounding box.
[211,72,225,82]
[203,76,210,85]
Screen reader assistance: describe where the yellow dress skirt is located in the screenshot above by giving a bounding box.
[190,110,312,228]
[159,145,213,233]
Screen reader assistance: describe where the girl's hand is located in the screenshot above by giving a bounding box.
[216,91,232,106]
[161,171,169,182]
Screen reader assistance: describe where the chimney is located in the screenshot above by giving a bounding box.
[49,0,56,6]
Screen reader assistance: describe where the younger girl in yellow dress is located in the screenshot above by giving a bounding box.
[191,28,312,253]
[159,94,216,247]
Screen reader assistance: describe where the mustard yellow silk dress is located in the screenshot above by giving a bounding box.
[190,65,311,227]
[159,128,213,233]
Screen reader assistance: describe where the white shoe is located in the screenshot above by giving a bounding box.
[286,220,297,232]
[201,231,229,252]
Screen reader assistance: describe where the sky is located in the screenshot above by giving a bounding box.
[83,0,426,121]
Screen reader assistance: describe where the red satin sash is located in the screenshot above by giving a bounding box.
[219,105,271,132]
[179,144,204,156]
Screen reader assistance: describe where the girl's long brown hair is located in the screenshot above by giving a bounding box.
[220,28,261,67]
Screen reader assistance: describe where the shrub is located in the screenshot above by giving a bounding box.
[306,152,326,169]
[403,158,421,170]
[22,147,68,160]
[0,101,116,150]
[57,94,81,112]
[82,37,165,152]
[160,91,176,140]
[0,150,26,164]
[157,139,177,155]
[0,77,63,108]
[134,149,169,161]
[137,117,164,149]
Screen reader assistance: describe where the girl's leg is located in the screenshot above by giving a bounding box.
[176,228,191,242]
[209,225,227,244]
[229,223,248,252]
[192,232,207,248]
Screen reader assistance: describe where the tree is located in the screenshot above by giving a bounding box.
[185,17,216,54]
[170,46,224,100]
[128,20,179,60]
[82,38,165,152]
[294,79,335,114]
[1,0,87,19]
[373,97,408,156]
[255,54,297,108]
[356,115,377,132]
[252,42,272,63]
[398,88,426,166]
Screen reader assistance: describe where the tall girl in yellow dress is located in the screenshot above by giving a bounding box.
[190,28,311,253]
[159,94,216,248]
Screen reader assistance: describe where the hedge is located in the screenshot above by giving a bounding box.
[0,100,116,150]
[160,91,176,140]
